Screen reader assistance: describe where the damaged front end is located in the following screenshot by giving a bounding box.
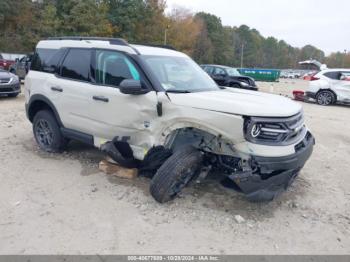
[227,131,315,201]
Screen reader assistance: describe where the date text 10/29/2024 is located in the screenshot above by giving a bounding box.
[127,256,219,261]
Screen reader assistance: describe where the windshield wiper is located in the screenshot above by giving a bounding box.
[166,89,191,93]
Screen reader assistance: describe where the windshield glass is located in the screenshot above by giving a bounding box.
[141,55,219,92]
[226,68,241,76]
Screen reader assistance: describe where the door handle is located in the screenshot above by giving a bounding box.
[93,96,109,102]
[51,86,63,92]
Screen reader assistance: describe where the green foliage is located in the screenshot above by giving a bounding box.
[0,0,347,68]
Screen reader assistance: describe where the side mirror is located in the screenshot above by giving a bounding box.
[15,58,19,62]
[119,79,149,95]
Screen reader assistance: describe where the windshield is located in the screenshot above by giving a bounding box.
[141,55,219,92]
[226,68,241,77]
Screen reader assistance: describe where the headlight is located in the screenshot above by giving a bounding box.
[243,112,306,145]
[9,76,19,84]
[240,81,249,86]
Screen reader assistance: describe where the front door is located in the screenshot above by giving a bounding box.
[87,49,158,153]
[337,71,350,101]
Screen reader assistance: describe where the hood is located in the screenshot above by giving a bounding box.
[168,88,302,117]
[0,70,12,79]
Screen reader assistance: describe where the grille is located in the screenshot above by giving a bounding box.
[244,111,306,145]
[0,78,11,84]
[0,87,15,92]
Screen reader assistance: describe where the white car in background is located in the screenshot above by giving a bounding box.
[306,69,350,105]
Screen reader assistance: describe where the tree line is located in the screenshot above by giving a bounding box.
[1,0,349,69]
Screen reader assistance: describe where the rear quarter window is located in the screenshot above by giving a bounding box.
[323,71,340,80]
[204,66,213,74]
[31,48,65,73]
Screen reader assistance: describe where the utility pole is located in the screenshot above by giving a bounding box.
[240,43,244,68]
[343,49,347,68]
[164,25,170,45]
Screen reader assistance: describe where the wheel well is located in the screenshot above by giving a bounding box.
[28,100,55,123]
[229,82,240,87]
[164,127,236,157]
[317,89,337,102]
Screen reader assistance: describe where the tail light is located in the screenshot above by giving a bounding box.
[310,76,319,81]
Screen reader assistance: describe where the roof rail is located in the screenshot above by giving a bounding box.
[47,36,129,46]
[47,36,141,55]
[134,43,176,51]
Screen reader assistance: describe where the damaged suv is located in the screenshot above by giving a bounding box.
[25,37,314,203]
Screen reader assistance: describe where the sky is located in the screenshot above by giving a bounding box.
[166,0,350,55]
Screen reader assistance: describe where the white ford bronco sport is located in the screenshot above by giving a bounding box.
[25,37,314,203]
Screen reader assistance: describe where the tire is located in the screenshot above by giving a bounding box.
[316,90,335,106]
[33,110,67,153]
[150,146,203,203]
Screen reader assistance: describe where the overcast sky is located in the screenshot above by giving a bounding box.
[166,0,350,55]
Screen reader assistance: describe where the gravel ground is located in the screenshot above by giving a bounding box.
[0,79,349,254]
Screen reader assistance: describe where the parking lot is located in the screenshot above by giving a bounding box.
[0,79,349,254]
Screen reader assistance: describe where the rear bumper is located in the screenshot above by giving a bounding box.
[305,91,316,99]
[230,132,315,201]
[0,82,21,95]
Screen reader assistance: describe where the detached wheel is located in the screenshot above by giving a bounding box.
[33,110,67,153]
[150,146,203,203]
[316,90,335,106]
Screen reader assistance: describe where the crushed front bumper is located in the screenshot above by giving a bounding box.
[230,132,315,201]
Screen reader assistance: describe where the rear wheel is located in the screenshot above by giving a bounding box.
[33,110,67,152]
[150,146,203,203]
[316,90,335,106]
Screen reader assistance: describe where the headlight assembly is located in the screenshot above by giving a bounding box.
[243,112,306,146]
[9,76,19,84]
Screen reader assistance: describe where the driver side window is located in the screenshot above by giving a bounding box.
[95,50,140,87]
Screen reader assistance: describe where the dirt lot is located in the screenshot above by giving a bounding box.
[0,79,349,254]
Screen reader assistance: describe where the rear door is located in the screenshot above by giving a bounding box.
[16,56,27,79]
[323,71,340,89]
[53,48,97,134]
[212,67,227,86]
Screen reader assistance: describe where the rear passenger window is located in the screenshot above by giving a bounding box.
[61,49,91,82]
[94,49,140,87]
[324,71,340,80]
[213,67,226,75]
[204,66,213,74]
